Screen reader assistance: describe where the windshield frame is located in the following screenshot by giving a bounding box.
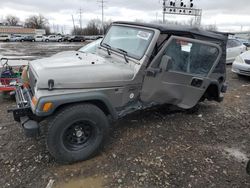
[101,25,155,60]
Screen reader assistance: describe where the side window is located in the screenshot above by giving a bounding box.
[227,40,234,48]
[163,38,219,77]
[233,40,242,47]
[227,39,241,48]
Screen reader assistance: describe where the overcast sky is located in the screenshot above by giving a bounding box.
[0,0,250,33]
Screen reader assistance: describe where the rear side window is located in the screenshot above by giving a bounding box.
[227,39,242,48]
[163,38,220,77]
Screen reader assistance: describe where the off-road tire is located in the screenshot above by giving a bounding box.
[46,103,110,164]
[246,160,250,175]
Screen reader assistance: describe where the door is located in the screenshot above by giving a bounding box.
[227,39,244,63]
[141,36,222,109]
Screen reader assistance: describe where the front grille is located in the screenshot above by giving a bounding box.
[28,69,36,94]
[239,70,250,75]
[245,59,250,65]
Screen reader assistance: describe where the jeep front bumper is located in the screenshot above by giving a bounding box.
[8,86,40,137]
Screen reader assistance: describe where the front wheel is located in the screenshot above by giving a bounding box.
[46,104,110,164]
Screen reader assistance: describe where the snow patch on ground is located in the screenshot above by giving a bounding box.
[222,147,248,162]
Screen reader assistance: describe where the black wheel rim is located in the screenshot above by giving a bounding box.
[62,120,96,151]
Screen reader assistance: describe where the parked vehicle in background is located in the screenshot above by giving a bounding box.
[69,35,85,42]
[9,21,228,164]
[10,35,24,42]
[22,36,35,42]
[62,35,72,42]
[226,39,246,64]
[78,38,102,53]
[236,38,250,47]
[0,34,11,42]
[84,35,103,40]
[232,50,250,76]
[35,35,44,42]
[43,35,62,42]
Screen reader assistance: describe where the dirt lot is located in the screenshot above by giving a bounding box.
[0,42,250,188]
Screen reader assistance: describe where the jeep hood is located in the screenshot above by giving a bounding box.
[29,51,135,89]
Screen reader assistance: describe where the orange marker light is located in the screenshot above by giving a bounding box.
[32,96,38,106]
[42,102,53,112]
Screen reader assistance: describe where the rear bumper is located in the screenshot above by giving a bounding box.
[217,83,227,102]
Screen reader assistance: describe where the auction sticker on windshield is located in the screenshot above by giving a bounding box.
[137,31,152,40]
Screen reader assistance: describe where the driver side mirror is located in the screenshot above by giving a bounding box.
[160,55,173,72]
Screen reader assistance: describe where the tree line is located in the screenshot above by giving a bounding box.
[1,14,218,36]
[2,14,112,35]
[2,14,51,34]
[72,19,112,35]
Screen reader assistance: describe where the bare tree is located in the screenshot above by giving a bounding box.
[72,19,101,35]
[24,15,48,29]
[102,20,112,34]
[71,19,112,35]
[5,15,20,26]
[203,24,218,31]
[84,19,101,35]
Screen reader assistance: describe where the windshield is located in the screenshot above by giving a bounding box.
[101,25,154,60]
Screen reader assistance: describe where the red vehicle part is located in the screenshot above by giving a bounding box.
[0,78,20,92]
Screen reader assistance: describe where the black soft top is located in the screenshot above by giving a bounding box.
[113,21,228,42]
[114,21,227,74]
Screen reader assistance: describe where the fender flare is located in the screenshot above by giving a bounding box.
[35,91,118,119]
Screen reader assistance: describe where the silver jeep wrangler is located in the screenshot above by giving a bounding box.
[9,22,228,163]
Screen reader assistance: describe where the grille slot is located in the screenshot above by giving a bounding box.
[28,69,36,94]
[239,70,250,75]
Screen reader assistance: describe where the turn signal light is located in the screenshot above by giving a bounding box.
[32,96,38,106]
[42,102,53,112]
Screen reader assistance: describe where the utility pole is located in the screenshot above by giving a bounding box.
[97,0,107,34]
[163,0,166,23]
[79,8,83,30]
[72,15,76,34]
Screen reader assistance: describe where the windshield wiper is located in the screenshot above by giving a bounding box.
[102,43,111,56]
[116,48,129,63]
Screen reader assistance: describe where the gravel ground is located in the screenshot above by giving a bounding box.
[0,42,250,188]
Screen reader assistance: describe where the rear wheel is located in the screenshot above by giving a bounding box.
[46,104,110,164]
[246,160,250,175]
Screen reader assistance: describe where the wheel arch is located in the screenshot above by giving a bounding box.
[203,81,221,102]
[54,100,114,118]
[36,92,118,120]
